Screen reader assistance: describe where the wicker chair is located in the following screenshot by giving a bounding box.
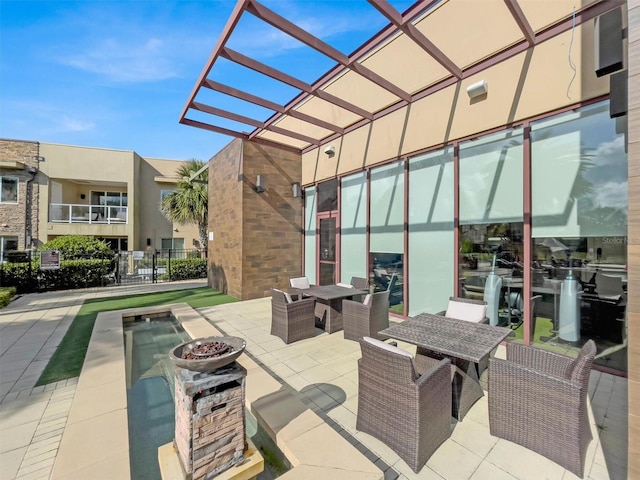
[288,276,314,299]
[270,289,316,344]
[350,276,369,302]
[357,337,452,473]
[343,290,389,341]
[488,340,596,478]
[435,296,489,323]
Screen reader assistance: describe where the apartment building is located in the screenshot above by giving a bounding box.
[0,138,200,255]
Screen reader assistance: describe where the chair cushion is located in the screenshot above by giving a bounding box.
[362,294,372,306]
[289,277,310,289]
[273,288,293,304]
[336,282,354,288]
[362,336,412,358]
[445,300,487,323]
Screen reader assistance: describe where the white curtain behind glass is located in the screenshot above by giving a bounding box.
[341,172,367,283]
[304,187,316,283]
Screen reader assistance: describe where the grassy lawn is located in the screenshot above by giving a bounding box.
[36,287,237,386]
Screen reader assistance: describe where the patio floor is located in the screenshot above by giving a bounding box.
[0,287,628,480]
[199,298,628,480]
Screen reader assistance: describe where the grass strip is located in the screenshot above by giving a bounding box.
[36,287,237,386]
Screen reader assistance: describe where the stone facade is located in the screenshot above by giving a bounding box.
[207,139,302,300]
[0,139,40,251]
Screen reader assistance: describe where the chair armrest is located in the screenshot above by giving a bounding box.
[505,342,573,377]
[415,357,451,390]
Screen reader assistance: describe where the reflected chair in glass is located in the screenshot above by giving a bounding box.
[270,289,316,344]
[342,290,389,341]
[488,340,596,478]
[357,337,452,473]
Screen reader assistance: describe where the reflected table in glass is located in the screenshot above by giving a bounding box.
[304,285,368,334]
[380,313,512,420]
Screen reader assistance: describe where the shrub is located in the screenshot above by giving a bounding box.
[0,287,17,308]
[41,235,112,259]
[167,258,207,280]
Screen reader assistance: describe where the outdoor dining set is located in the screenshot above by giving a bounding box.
[270,277,597,478]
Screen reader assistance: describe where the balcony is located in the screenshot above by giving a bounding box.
[49,204,128,224]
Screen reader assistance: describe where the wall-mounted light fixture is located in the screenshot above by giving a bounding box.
[466,80,488,99]
[256,174,266,193]
[292,182,302,198]
[323,145,336,157]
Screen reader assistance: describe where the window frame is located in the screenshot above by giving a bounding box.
[0,176,19,204]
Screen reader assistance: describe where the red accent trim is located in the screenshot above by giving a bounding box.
[453,144,460,296]
[523,123,532,345]
[403,160,409,316]
[503,0,535,46]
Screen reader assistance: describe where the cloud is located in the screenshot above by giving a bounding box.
[59,37,180,83]
[590,180,628,210]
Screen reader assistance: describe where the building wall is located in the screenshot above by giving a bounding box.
[301,21,609,184]
[208,139,244,298]
[0,139,40,249]
[627,0,639,476]
[241,141,302,299]
[38,142,136,244]
[138,157,200,251]
[206,139,303,300]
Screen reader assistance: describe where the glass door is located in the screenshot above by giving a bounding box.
[317,213,338,285]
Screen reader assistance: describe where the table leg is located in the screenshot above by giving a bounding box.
[314,299,344,333]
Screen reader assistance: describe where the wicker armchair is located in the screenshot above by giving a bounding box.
[488,340,596,478]
[435,296,488,323]
[270,289,316,344]
[288,276,314,300]
[357,337,452,473]
[343,290,389,341]
[350,276,369,302]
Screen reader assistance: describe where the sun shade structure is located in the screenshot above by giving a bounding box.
[180,0,623,154]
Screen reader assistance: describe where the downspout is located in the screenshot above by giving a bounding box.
[24,166,38,249]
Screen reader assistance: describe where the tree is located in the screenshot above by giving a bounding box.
[161,159,208,250]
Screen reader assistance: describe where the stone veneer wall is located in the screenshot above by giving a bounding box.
[0,139,40,249]
[208,139,244,299]
[241,142,302,299]
[628,1,640,477]
[206,139,302,300]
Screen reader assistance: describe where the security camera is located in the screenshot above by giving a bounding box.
[323,145,335,156]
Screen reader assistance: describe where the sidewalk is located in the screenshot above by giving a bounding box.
[0,280,207,480]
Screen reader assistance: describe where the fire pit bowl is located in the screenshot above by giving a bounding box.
[169,336,246,372]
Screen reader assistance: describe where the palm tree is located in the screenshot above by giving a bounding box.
[161,159,208,251]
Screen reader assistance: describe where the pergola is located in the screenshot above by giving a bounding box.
[180,0,623,154]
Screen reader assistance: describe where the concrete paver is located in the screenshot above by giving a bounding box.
[0,279,629,480]
[0,280,206,480]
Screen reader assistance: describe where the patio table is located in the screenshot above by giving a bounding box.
[379,313,512,420]
[303,285,368,334]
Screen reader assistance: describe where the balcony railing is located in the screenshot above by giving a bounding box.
[50,204,128,224]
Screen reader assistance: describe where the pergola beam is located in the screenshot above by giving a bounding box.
[221,47,373,120]
[503,0,536,46]
[367,0,462,79]
[246,0,411,102]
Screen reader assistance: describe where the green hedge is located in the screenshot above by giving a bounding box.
[0,259,111,293]
[0,287,17,308]
[160,258,207,281]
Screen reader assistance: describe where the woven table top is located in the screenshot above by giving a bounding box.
[380,313,512,363]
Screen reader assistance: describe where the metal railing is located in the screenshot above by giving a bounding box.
[49,204,128,224]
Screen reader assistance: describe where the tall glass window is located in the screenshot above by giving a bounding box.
[458,129,524,328]
[341,172,367,284]
[370,161,404,312]
[531,101,627,371]
[304,187,316,283]
[408,148,454,315]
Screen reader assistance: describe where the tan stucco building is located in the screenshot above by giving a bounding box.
[0,139,199,253]
[181,0,639,475]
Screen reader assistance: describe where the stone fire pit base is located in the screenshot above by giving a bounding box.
[158,439,264,480]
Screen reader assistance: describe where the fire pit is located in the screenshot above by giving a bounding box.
[169,336,245,372]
